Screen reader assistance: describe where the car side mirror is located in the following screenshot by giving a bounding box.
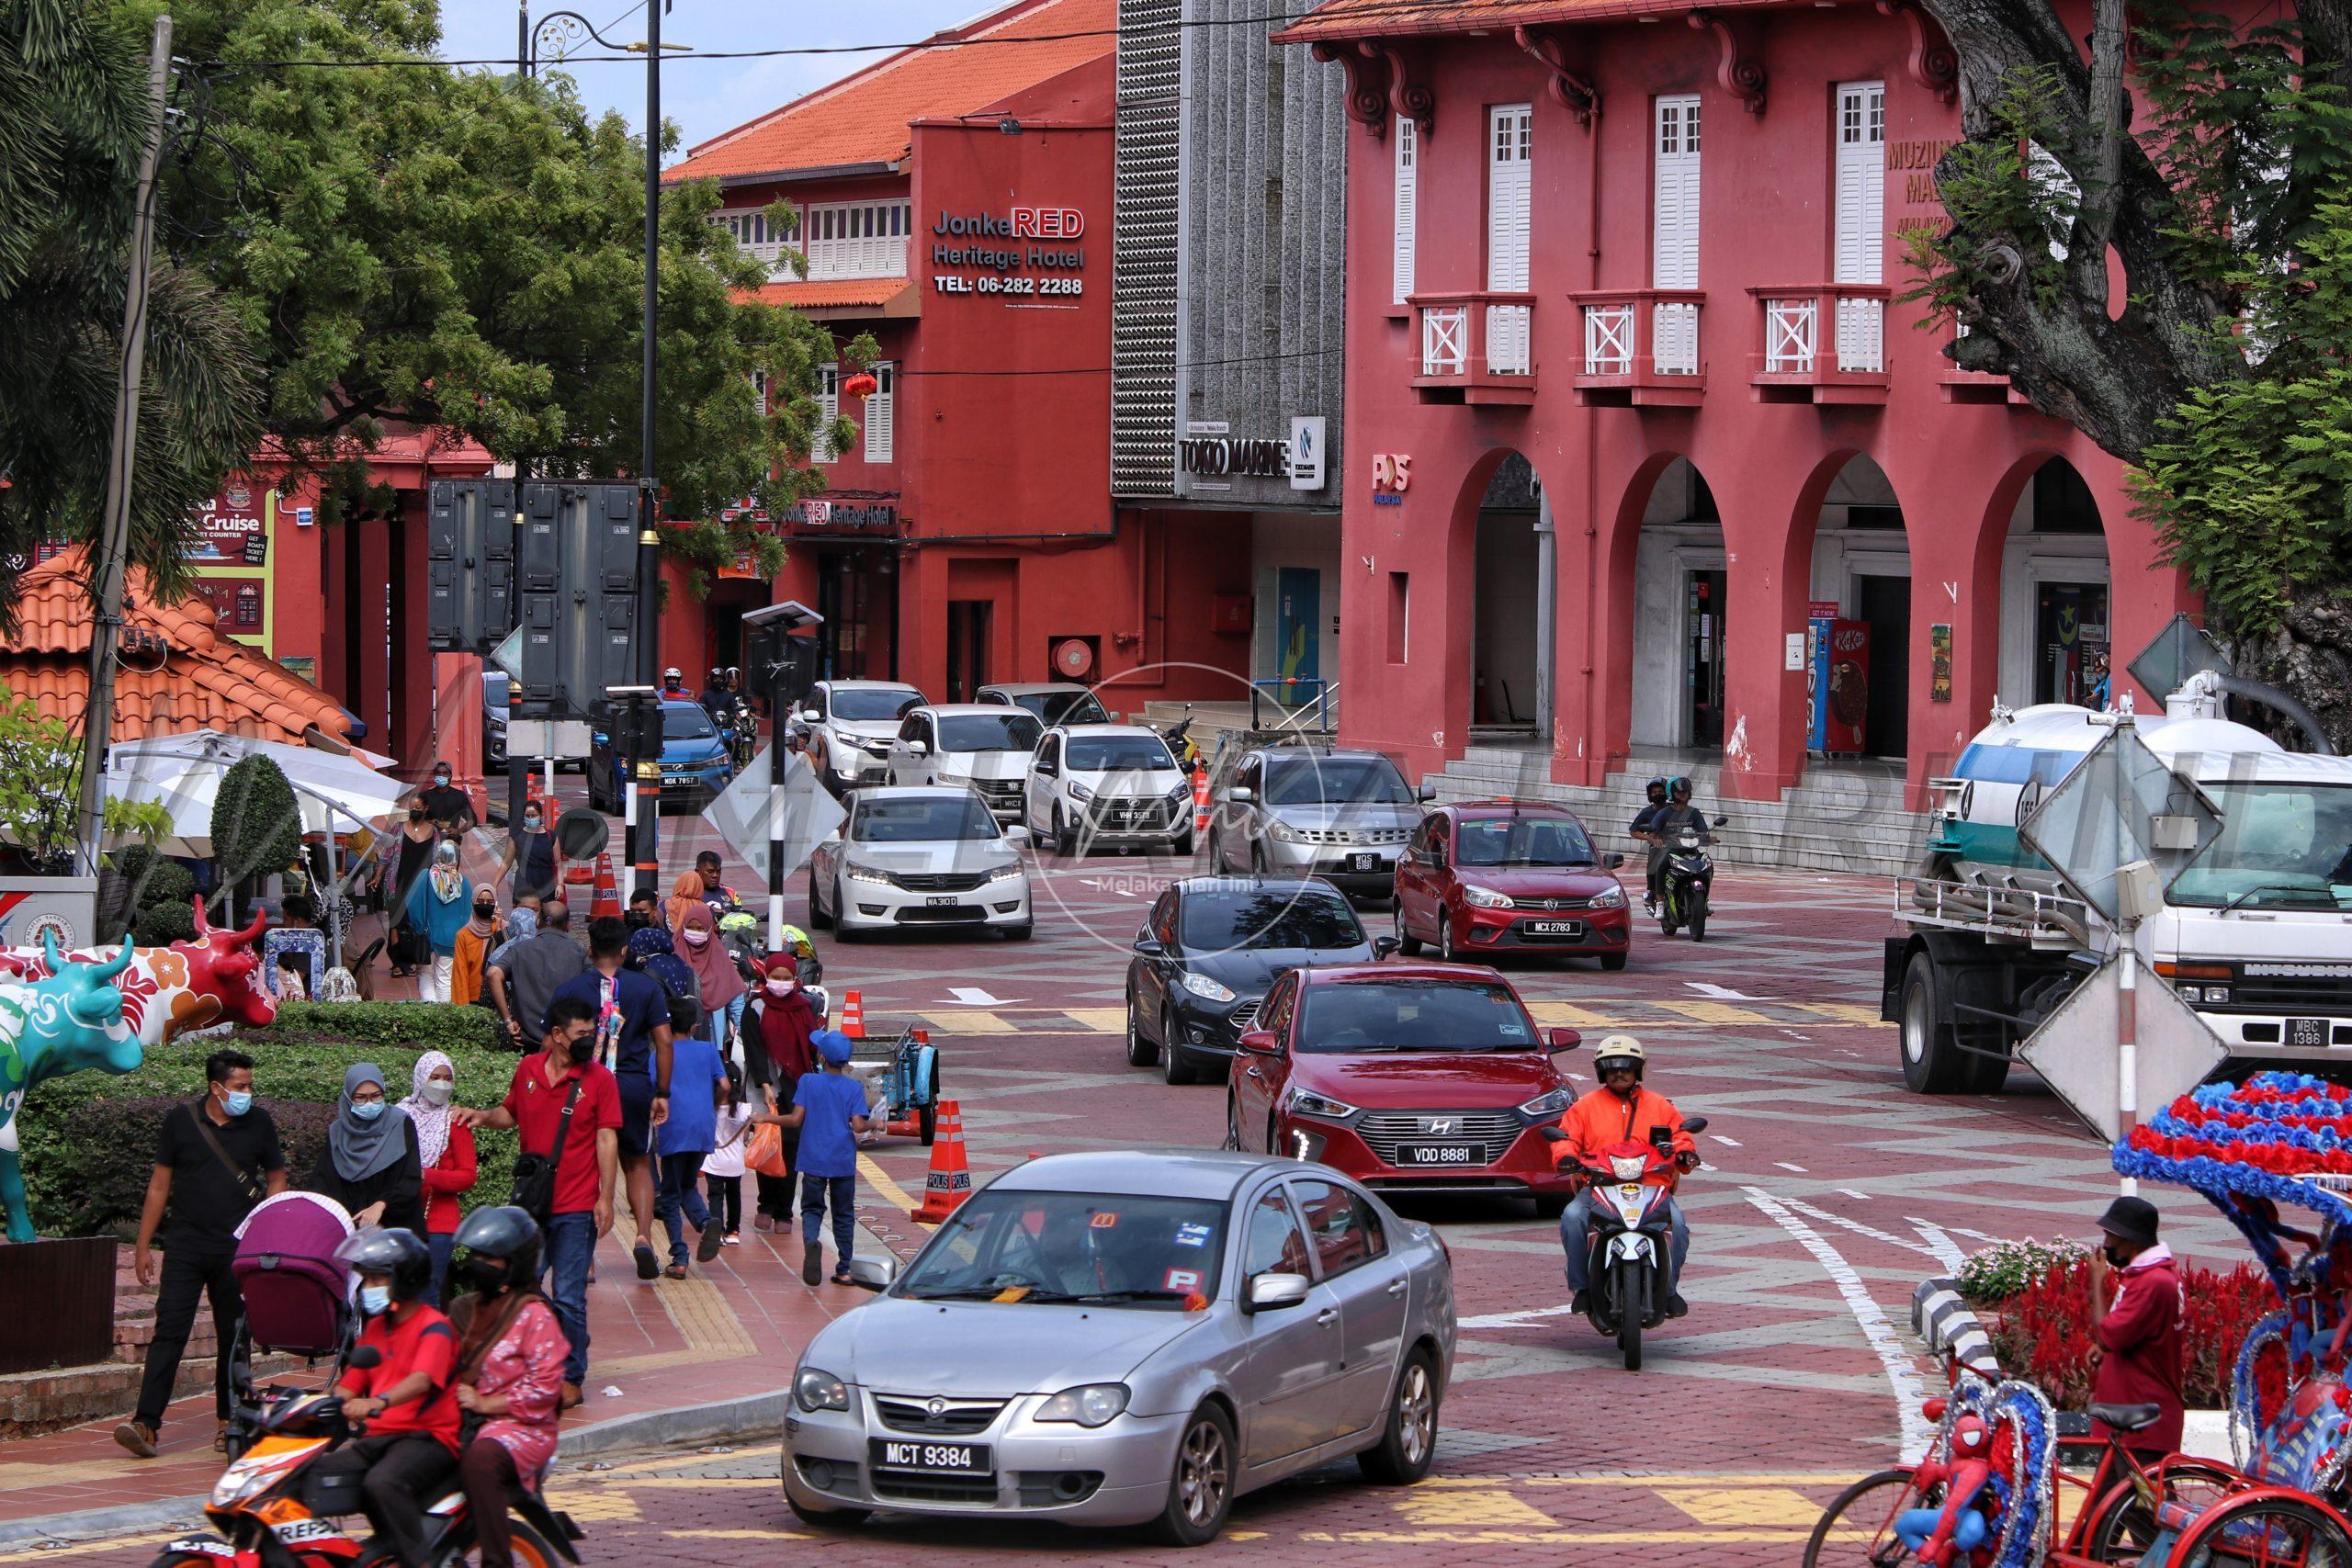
[1714,815,1729,827]
[1679,1114,1710,1135]
[1246,1272,1310,1314]
[1371,934,1399,961]
[1227,786,1254,805]
[905,740,929,757]
[1003,825,1032,844]
[801,708,821,724]
[1036,761,1057,777]
[1238,1030,1279,1057]
[1548,1027,1582,1052]
[1417,784,1435,803]
[1603,852,1625,870]
[1134,937,1166,958]
[844,1255,899,1292]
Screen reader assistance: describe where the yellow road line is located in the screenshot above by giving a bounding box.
[859,1150,922,1218]
[1525,1472,1867,1486]
[667,1529,808,1540]
[922,1009,1019,1034]
[1526,1003,1626,1027]
[1302,1529,1850,1543]
[1796,1002,1886,1024]
[1064,1007,1127,1032]
[1654,1000,1775,1026]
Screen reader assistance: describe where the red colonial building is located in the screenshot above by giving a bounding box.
[1278,0,2185,806]
[662,0,1251,705]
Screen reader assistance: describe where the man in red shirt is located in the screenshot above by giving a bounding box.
[457,996,619,1407]
[2090,1194,2185,1456]
[315,1229,460,1568]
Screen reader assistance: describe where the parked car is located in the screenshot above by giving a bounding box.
[1025,724,1193,857]
[483,670,508,772]
[799,680,927,795]
[1225,963,1582,1215]
[586,698,734,813]
[807,785,1033,941]
[1394,803,1632,970]
[781,1149,1453,1545]
[1206,746,1428,901]
[976,681,1112,727]
[885,704,1044,822]
[1125,876,1385,1085]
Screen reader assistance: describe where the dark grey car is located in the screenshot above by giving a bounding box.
[1206,747,1430,901]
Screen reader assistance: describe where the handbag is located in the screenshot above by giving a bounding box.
[745,1090,790,1179]
[508,1075,586,1224]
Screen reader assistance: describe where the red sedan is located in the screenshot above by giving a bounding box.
[1225,962,1583,1214]
[1393,803,1633,970]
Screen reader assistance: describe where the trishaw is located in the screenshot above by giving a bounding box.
[1806,1071,2352,1566]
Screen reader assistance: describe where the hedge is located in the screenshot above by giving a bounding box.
[260,1002,507,1056]
[20,1033,524,1238]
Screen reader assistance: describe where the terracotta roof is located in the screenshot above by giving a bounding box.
[1274,0,1788,44]
[666,0,1115,184]
[0,548,351,748]
[743,279,918,310]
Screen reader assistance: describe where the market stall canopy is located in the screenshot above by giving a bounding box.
[103,728,407,858]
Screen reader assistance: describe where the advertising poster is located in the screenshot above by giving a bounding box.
[1929,623,1953,703]
[188,487,275,653]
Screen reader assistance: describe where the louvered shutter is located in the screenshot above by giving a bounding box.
[862,364,894,462]
[812,365,838,464]
[1393,116,1419,303]
[1486,104,1532,292]
[1833,82,1886,371]
[1652,96,1702,374]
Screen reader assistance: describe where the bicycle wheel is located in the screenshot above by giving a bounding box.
[2172,1494,2352,1568]
[1804,1468,1933,1567]
[2080,1461,2243,1563]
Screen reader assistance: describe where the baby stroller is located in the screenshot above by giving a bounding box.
[225,1192,356,1460]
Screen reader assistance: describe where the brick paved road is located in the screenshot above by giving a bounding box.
[4,813,2224,1567]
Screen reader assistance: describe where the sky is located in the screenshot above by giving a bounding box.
[436,0,989,156]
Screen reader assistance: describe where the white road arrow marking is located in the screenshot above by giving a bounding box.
[1685,981,1771,1001]
[1711,1134,1742,1147]
[1773,1162,1808,1173]
[946,987,1006,1006]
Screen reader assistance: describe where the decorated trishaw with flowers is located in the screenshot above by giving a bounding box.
[1807,1072,2352,1566]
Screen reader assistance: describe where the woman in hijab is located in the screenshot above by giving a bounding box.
[626,923,704,1042]
[305,1064,424,1232]
[402,1052,478,1305]
[663,871,706,942]
[675,904,746,1055]
[449,889,503,1008]
[403,841,472,1004]
[746,954,819,1232]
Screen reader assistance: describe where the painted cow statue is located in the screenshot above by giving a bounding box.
[0,899,277,1044]
[0,936,139,1241]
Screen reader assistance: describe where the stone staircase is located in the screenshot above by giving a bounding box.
[1420,744,1933,879]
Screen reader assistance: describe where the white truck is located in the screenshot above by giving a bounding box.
[1884,671,2352,1093]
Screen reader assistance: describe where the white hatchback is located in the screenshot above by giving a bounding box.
[808,786,1035,942]
[797,680,927,794]
[1024,724,1193,857]
[885,704,1044,823]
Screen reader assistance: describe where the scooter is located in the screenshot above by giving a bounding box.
[152,1348,585,1568]
[1159,713,1203,773]
[1658,817,1726,941]
[1543,1115,1707,1371]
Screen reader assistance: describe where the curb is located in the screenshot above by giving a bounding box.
[1910,1274,2001,1382]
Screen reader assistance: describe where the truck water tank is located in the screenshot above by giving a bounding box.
[1930,704,2105,892]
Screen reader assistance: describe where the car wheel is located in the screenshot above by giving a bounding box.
[1152,1404,1236,1547]
[1171,825,1195,859]
[1222,1096,1243,1151]
[1205,826,1224,869]
[1055,807,1080,859]
[806,866,832,930]
[1393,902,1423,956]
[1002,921,1033,942]
[786,1493,871,1529]
[1159,1006,1196,1086]
[1125,992,1158,1067]
[1600,952,1628,973]
[1437,913,1459,964]
[1250,840,1271,876]
[831,878,865,942]
[1534,1194,1570,1219]
[1357,1348,1441,1485]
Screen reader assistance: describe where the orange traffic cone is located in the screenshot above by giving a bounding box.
[1192,767,1211,835]
[590,851,621,919]
[840,989,865,1040]
[909,1100,972,1224]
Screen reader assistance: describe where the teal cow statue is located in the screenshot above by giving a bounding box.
[0,935,139,1242]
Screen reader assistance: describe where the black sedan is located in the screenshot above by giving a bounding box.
[1123,874,1392,1084]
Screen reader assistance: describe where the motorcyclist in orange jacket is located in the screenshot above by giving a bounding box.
[1555,1036,1697,1317]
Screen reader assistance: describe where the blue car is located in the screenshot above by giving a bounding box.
[588,699,735,814]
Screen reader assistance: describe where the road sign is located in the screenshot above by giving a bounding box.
[489,626,524,682]
[2128,613,2230,706]
[425,479,515,654]
[2017,725,2222,922]
[707,744,845,886]
[2017,956,2227,1142]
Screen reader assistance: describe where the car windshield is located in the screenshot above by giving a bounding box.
[1012,691,1110,726]
[1297,978,1539,1053]
[1263,756,1416,807]
[898,1190,1227,1307]
[1455,817,1596,867]
[832,688,922,722]
[1069,736,1177,773]
[853,797,1001,843]
[1180,886,1364,950]
[2170,782,2352,910]
[936,713,1043,752]
[663,705,716,739]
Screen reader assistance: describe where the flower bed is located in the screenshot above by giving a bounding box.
[1985,1256,2273,1410]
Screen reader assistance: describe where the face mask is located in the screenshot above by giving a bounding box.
[358,1285,391,1317]
[766,978,796,997]
[462,1256,511,1293]
[474,903,496,919]
[421,1080,453,1107]
[2103,1243,2132,1268]
[522,815,541,831]
[408,808,424,822]
[682,929,710,948]
[221,1089,253,1117]
[351,1100,385,1122]
[626,910,651,930]
[566,1035,595,1064]
[433,773,451,787]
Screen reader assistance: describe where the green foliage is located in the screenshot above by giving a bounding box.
[19,1032,520,1235]
[99,842,197,943]
[1899,67,2080,322]
[0,682,85,871]
[258,1000,505,1056]
[208,753,299,903]
[103,795,175,848]
[130,895,194,944]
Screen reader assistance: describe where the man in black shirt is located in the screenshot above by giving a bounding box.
[1628,776,1668,911]
[413,761,476,833]
[119,1048,287,1459]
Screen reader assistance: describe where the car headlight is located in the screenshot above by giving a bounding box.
[795,1366,850,1412]
[843,863,893,885]
[985,862,1024,883]
[1067,779,1093,801]
[1285,1087,1360,1120]
[1609,1153,1648,1181]
[1589,886,1626,908]
[1166,782,1192,804]
[1181,972,1238,1003]
[1517,1088,1574,1120]
[1035,1383,1130,1427]
[1265,818,1304,842]
[1460,885,1513,909]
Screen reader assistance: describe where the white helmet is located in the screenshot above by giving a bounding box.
[1592,1035,1646,1078]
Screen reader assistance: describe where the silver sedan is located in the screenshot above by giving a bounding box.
[782,1149,1456,1545]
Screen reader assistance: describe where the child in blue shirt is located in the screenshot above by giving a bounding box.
[654,1029,731,1274]
[765,1029,870,1286]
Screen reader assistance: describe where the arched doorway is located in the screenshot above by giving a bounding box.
[1471,453,1551,738]
[1995,457,2111,707]
[1806,456,1912,759]
[1623,457,1726,751]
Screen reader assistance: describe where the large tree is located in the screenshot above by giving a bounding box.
[138,0,856,588]
[1909,0,2352,746]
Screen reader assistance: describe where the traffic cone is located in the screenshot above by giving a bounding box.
[590,851,621,919]
[841,989,865,1040]
[1192,767,1211,835]
[909,1100,972,1224]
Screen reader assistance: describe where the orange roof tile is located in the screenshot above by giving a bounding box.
[1275,0,1785,43]
[0,548,350,748]
[743,279,918,310]
[666,0,1115,185]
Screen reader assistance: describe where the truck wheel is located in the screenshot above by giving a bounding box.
[807,867,832,930]
[1966,1049,2011,1095]
[1898,952,1969,1094]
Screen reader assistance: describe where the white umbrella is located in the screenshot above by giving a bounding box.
[104,729,409,857]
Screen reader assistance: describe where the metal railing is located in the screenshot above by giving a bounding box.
[1250,677,1340,737]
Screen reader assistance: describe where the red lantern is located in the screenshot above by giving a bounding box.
[842,372,879,401]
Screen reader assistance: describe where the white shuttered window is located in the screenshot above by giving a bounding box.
[862,364,895,463]
[1833,82,1887,371]
[1651,96,1701,375]
[1393,116,1419,303]
[812,365,839,464]
[1486,104,1533,375]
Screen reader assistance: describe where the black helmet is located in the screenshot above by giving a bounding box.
[1668,775,1692,801]
[334,1227,433,1303]
[1645,776,1668,798]
[452,1204,542,1293]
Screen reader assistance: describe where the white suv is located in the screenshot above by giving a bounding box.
[884,704,1043,822]
[797,680,925,794]
[1023,724,1193,857]
[807,786,1033,942]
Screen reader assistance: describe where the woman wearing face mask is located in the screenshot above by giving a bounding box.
[402,1052,479,1306]
[383,808,440,978]
[663,871,706,942]
[746,954,818,1232]
[306,1064,424,1234]
[449,890,504,1009]
[403,841,473,1004]
[674,904,746,1058]
[447,1207,567,1568]
[498,802,562,906]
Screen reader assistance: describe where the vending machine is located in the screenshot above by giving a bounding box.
[1807,617,1871,756]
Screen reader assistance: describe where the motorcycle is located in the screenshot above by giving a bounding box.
[1159,713,1203,774]
[1658,816,1726,941]
[153,1348,584,1568]
[1543,1115,1708,1371]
